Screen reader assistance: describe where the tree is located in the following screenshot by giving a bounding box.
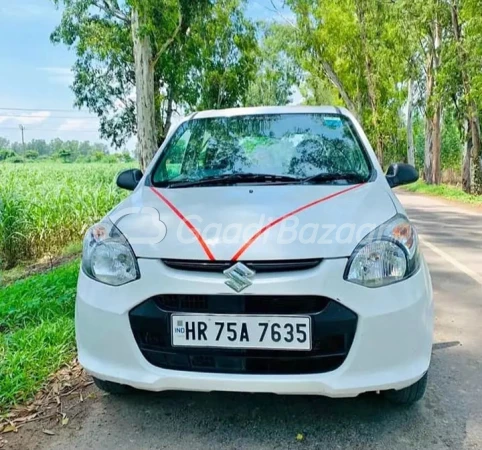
[298,74,340,106]
[25,150,39,160]
[287,0,365,119]
[51,0,186,169]
[186,0,258,110]
[463,0,482,193]
[57,148,73,163]
[52,0,257,170]
[26,139,49,156]
[245,24,300,107]
[384,0,449,182]
[442,0,482,193]
[10,142,23,155]
[0,137,10,150]
[129,0,178,169]
[91,150,107,162]
[0,149,15,161]
[407,77,416,166]
[0,137,130,162]
[118,151,134,162]
[424,14,443,185]
[286,0,410,167]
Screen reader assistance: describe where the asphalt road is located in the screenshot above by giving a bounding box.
[9,191,482,450]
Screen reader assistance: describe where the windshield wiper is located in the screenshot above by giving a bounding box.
[301,172,368,185]
[166,173,302,188]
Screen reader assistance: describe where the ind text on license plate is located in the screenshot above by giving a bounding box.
[171,314,311,351]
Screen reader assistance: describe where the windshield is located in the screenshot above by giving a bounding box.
[151,113,372,186]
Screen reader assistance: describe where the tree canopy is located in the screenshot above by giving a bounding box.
[46,0,482,192]
[51,0,259,167]
[0,137,132,163]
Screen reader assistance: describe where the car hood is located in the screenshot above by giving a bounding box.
[109,182,396,261]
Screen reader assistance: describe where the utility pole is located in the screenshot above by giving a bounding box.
[19,124,25,153]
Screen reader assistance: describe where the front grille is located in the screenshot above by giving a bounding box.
[155,294,330,315]
[129,296,357,375]
[162,259,322,273]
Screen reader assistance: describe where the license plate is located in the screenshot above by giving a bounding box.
[171,314,311,350]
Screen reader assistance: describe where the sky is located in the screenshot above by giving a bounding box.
[0,0,294,150]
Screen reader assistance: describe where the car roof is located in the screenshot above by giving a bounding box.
[186,105,347,120]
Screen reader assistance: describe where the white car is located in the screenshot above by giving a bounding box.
[77,106,433,404]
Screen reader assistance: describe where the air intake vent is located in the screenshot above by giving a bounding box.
[162,259,322,273]
[154,294,330,315]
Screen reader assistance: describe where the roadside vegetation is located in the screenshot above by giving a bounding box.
[0,163,131,271]
[403,180,482,205]
[0,137,134,164]
[0,162,130,411]
[0,261,78,413]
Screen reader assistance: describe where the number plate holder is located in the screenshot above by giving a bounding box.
[171,314,311,351]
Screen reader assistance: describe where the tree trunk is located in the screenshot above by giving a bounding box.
[424,52,435,183]
[424,20,442,184]
[462,118,472,192]
[424,108,434,183]
[355,0,382,166]
[321,61,360,121]
[407,78,415,166]
[375,137,383,169]
[451,0,474,193]
[432,103,442,184]
[131,7,158,171]
[425,104,442,184]
[154,72,163,147]
[163,92,174,138]
[432,19,442,185]
[472,114,482,194]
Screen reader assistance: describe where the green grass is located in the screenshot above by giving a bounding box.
[0,162,134,270]
[402,180,482,205]
[0,162,134,410]
[0,260,79,413]
[0,241,83,286]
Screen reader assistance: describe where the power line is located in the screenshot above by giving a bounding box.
[0,106,90,113]
[0,127,100,133]
[0,114,98,119]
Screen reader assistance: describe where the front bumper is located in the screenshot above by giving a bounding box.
[76,257,433,397]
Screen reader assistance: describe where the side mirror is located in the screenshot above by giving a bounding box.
[386,163,418,188]
[116,169,143,191]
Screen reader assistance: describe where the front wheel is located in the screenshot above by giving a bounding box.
[93,377,133,395]
[384,372,428,405]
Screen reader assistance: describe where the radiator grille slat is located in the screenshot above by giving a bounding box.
[155,294,330,315]
[162,259,322,273]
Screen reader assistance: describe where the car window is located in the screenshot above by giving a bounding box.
[152,113,372,184]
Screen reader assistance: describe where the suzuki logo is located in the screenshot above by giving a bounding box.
[223,262,255,293]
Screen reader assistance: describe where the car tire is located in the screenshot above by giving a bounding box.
[93,377,133,395]
[384,372,428,405]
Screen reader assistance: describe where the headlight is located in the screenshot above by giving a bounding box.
[82,219,139,286]
[344,214,420,288]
